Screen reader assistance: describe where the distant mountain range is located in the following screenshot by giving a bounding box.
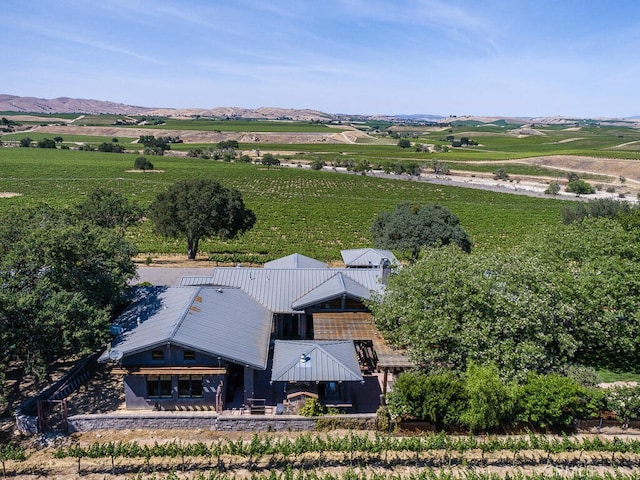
[1,94,638,126]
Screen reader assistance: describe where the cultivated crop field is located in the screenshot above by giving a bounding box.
[2,115,639,261]
[0,148,563,262]
[6,430,640,479]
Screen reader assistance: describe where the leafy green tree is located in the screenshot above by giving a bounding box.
[545,182,561,195]
[561,198,635,224]
[397,138,411,148]
[566,179,595,194]
[97,142,125,153]
[369,246,579,379]
[75,187,143,230]
[134,156,154,171]
[139,135,171,155]
[0,205,137,391]
[53,136,64,143]
[370,202,472,260]
[148,179,256,259]
[531,219,640,371]
[37,138,57,148]
[261,153,280,168]
[217,140,239,150]
[19,137,32,147]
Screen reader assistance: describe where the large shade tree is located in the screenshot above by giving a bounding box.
[0,204,137,403]
[148,178,256,259]
[75,187,143,231]
[371,202,471,260]
[369,245,579,380]
[370,217,640,380]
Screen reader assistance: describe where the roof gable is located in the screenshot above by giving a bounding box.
[264,253,328,269]
[181,267,383,313]
[340,248,398,267]
[271,340,363,383]
[291,273,372,310]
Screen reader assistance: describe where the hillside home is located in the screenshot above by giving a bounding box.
[100,250,411,412]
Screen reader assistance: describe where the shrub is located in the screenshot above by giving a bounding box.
[460,362,513,432]
[545,182,560,195]
[493,168,509,180]
[310,158,325,170]
[387,371,466,427]
[566,179,595,195]
[134,156,154,171]
[430,160,450,175]
[605,385,640,428]
[514,373,603,429]
[562,364,600,387]
[376,405,392,432]
[298,397,326,417]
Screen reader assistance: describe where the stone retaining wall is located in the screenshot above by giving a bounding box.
[67,412,375,433]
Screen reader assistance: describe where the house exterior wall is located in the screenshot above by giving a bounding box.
[123,374,222,410]
[120,345,226,410]
[121,345,221,367]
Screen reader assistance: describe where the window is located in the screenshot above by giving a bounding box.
[178,375,203,398]
[146,375,172,398]
[151,349,164,361]
[183,350,196,361]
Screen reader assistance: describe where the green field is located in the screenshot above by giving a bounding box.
[1,132,137,144]
[0,148,565,262]
[3,119,637,263]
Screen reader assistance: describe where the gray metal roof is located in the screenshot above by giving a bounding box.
[264,253,328,269]
[340,248,399,267]
[291,273,373,310]
[181,267,384,313]
[271,340,363,383]
[102,286,272,370]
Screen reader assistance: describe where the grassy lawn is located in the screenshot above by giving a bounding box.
[597,369,640,383]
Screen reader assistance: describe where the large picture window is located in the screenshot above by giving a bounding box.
[178,375,203,398]
[147,375,172,398]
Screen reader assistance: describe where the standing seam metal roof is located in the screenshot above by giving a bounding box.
[291,273,374,310]
[180,268,384,313]
[103,286,273,370]
[271,340,363,383]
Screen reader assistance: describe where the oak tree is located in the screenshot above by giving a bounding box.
[371,202,471,260]
[148,179,255,259]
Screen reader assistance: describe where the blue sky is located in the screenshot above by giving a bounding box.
[3,0,640,117]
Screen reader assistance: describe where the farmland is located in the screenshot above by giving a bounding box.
[1,114,639,262]
[0,148,564,262]
[7,430,640,478]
